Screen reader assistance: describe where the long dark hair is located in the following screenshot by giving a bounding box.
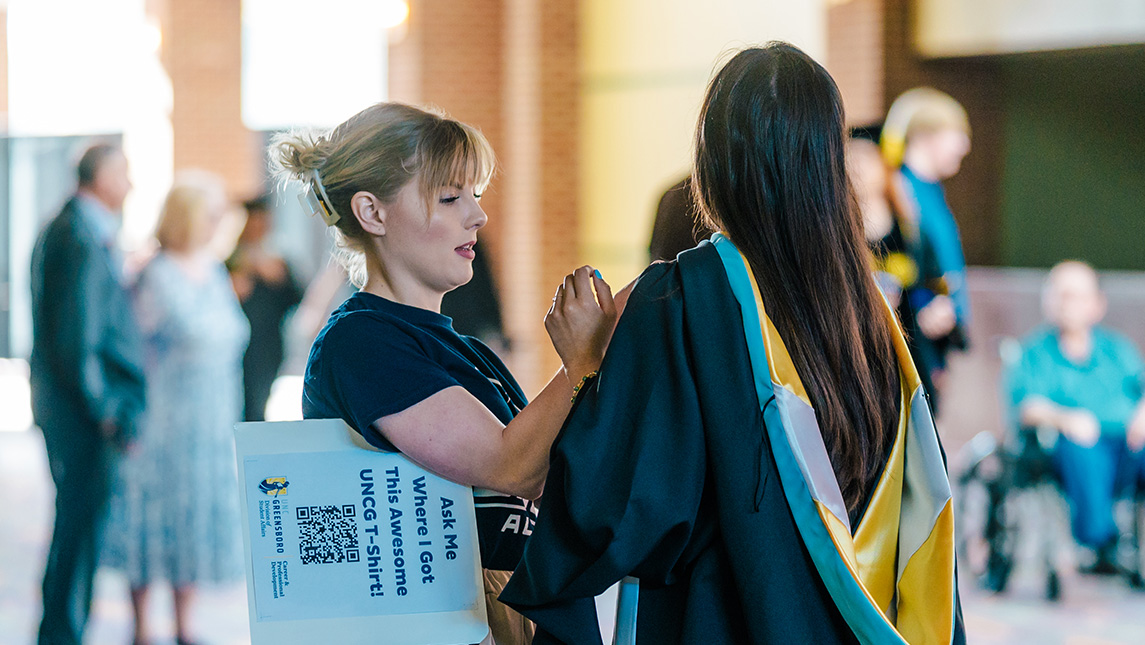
[693,43,900,514]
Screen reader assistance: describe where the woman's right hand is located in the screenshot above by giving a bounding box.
[545,265,617,382]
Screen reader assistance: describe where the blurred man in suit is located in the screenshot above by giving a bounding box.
[30,143,146,645]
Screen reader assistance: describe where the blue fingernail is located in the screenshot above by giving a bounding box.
[594,269,602,280]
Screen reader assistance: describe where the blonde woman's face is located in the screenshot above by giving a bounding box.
[918,128,971,180]
[379,178,488,294]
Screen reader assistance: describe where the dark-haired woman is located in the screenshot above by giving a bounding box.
[500,43,964,645]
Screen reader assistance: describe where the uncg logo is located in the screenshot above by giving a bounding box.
[259,476,289,496]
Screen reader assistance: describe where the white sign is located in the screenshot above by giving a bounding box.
[235,419,488,645]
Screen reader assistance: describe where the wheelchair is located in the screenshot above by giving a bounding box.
[957,427,1069,598]
[955,339,1145,599]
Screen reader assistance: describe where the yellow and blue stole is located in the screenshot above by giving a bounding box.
[712,233,956,645]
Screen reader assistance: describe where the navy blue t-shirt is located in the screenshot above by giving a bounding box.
[303,291,538,571]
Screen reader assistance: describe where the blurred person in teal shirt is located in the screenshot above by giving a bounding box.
[881,88,972,409]
[1009,261,1145,571]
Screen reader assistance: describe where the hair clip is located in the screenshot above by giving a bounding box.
[298,169,340,226]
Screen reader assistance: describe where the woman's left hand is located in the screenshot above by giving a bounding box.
[546,266,617,381]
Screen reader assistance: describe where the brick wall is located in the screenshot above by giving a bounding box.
[882,0,1004,266]
[531,0,580,385]
[389,0,507,273]
[826,0,885,127]
[501,0,546,389]
[499,0,580,389]
[158,0,261,198]
[390,0,579,392]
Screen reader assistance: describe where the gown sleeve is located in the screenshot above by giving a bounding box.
[499,262,709,645]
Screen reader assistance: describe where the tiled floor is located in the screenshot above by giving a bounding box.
[2,427,1144,644]
[0,430,248,645]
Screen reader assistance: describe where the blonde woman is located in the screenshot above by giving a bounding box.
[275,102,615,644]
[104,172,250,645]
[500,43,963,645]
[880,88,973,408]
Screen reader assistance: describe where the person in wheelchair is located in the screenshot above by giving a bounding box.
[1009,261,1145,574]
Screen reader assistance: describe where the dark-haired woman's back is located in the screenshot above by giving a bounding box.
[500,241,963,644]
[500,42,963,645]
[499,246,858,643]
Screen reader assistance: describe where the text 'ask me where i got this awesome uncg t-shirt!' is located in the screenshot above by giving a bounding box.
[302,291,539,572]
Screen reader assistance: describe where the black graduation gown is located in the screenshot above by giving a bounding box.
[502,241,966,644]
[501,242,865,644]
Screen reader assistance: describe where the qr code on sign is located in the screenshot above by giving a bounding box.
[297,505,359,565]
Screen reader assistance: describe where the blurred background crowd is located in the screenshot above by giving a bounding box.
[1,0,1144,643]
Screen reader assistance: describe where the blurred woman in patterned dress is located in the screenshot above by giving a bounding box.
[104,171,249,645]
